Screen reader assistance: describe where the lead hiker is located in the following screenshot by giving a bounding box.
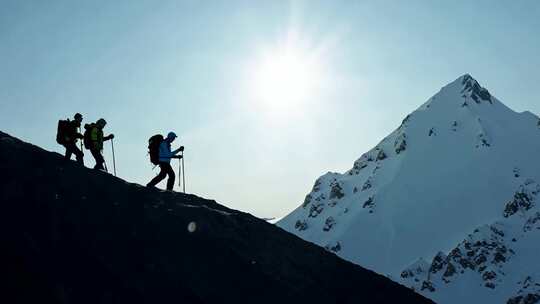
[147,132,184,191]
[84,118,114,171]
[56,113,85,165]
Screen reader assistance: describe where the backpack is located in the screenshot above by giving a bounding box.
[148,134,164,165]
[56,119,70,145]
[83,124,94,150]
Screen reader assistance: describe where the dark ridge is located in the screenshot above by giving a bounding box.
[461,74,493,104]
[0,131,433,304]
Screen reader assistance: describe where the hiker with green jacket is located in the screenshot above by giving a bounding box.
[84,118,114,171]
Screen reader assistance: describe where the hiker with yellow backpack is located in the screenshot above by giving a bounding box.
[83,118,114,171]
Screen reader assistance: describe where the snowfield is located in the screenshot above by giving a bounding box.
[278,74,540,303]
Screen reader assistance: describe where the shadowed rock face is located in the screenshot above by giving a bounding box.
[0,131,433,304]
[461,74,492,104]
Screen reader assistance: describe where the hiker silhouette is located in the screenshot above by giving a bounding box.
[56,113,85,165]
[147,131,184,191]
[84,118,114,171]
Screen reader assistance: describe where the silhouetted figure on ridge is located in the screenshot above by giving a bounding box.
[147,131,184,191]
[84,118,114,171]
[56,113,84,165]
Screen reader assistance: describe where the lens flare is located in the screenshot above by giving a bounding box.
[187,221,197,233]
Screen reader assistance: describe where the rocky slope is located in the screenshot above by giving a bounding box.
[400,178,540,303]
[0,131,431,304]
[278,74,540,303]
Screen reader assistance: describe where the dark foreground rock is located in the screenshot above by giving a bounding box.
[0,131,433,304]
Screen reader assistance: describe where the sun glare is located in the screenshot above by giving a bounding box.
[250,39,325,115]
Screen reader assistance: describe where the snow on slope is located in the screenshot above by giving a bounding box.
[278,74,540,281]
[400,178,540,303]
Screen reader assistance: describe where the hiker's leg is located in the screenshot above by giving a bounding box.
[64,144,73,160]
[96,152,105,170]
[165,163,175,191]
[90,149,97,168]
[72,144,84,164]
[147,163,167,188]
[91,149,104,170]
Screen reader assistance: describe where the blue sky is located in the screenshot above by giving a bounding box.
[1,0,539,218]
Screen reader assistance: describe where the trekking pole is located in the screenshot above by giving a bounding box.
[111,138,117,176]
[178,156,182,189]
[181,151,185,193]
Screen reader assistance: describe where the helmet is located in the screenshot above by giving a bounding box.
[74,113,83,121]
[96,118,107,127]
[167,131,177,139]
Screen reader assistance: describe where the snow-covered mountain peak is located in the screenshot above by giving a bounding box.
[278,74,540,302]
[420,74,495,112]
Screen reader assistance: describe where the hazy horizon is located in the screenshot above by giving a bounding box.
[2,0,539,218]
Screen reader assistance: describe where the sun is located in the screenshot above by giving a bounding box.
[256,48,315,104]
[250,40,325,114]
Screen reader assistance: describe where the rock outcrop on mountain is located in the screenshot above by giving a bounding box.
[0,131,431,304]
[400,179,540,303]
